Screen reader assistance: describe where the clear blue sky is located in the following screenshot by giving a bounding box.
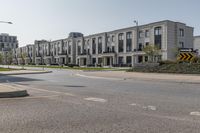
[0,0,199,46]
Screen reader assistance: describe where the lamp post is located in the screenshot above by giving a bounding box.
[0,21,13,24]
[134,20,139,51]
[132,20,139,68]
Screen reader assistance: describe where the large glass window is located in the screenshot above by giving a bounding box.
[126,32,132,52]
[138,43,143,51]
[118,33,124,52]
[145,30,150,37]
[126,56,132,64]
[68,45,71,55]
[154,27,162,49]
[154,27,162,35]
[180,29,184,37]
[112,35,115,42]
[179,42,184,48]
[118,57,123,64]
[92,38,96,54]
[98,37,102,54]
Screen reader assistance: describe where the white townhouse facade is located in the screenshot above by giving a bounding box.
[12,20,194,67]
[194,36,200,55]
[76,20,193,67]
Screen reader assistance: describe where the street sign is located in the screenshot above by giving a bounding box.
[177,52,195,61]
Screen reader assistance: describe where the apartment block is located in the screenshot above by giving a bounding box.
[0,33,18,52]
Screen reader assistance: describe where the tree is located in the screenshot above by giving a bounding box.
[143,44,161,63]
[7,51,13,68]
[0,53,3,65]
[21,53,26,69]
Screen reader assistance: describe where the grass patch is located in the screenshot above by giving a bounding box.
[0,67,17,71]
[127,63,200,74]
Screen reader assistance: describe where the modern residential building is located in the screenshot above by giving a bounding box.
[76,20,193,67]
[0,33,18,51]
[10,20,194,67]
[194,36,200,55]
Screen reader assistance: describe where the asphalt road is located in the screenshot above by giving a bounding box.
[1,68,200,133]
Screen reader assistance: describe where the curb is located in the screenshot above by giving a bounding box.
[77,73,200,84]
[0,90,29,98]
[0,71,52,76]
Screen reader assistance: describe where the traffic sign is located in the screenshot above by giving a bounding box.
[177,52,195,61]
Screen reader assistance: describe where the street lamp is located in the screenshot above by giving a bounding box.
[132,20,139,68]
[0,21,13,24]
[134,20,139,51]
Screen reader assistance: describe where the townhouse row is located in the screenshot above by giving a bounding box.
[12,20,194,67]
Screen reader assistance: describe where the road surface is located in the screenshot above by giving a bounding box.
[0,68,200,133]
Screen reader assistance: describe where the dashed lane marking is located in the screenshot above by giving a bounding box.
[84,97,107,103]
[190,112,200,116]
[75,74,120,81]
[147,105,157,111]
[130,103,157,111]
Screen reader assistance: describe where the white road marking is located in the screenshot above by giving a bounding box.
[147,105,157,111]
[130,103,137,106]
[84,97,107,103]
[76,73,120,80]
[130,103,157,111]
[190,112,200,116]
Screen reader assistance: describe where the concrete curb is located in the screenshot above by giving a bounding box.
[0,89,29,98]
[0,71,52,76]
[77,72,200,84]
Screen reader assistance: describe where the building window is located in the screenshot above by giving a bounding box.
[118,57,123,64]
[154,27,162,49]
[126,32,132,52]
[68,45,71,55]
[179,42,184,48]
[112,35,115,42]
[138,56,143,63]
[138,43,143,51]
[98,37,102,54]
[145,42,149,46]
[118,33,124,52]
[126,56,132,64]
[145,30,150,37]
[154,27,162,35]
[180,29,184,37]
[139,31,143,38]
[92,38,96,54]
[112,46,115,52]
[78,46,81,55]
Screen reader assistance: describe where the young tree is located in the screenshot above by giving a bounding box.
[0,53,3,65]
[7,51,13,68]
[143,44,161,63]
[21,53,26,69]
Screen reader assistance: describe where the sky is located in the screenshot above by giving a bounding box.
[0,0,199,47]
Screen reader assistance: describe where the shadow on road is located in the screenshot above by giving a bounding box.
[0,75,43,83]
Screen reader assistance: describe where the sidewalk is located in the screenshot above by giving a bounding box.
[0,70,52,75]
[0,84,28,98]
[79,71,200,83]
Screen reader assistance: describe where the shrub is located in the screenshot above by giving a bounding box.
[158,60,177,66]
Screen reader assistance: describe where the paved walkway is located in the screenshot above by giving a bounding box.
[79,71,200,83]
